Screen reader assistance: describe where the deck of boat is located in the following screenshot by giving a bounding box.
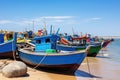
[19,48,86,56]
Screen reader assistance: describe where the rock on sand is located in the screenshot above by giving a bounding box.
[2,61,27,78]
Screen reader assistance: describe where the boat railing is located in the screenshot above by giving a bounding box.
[0,39,14,46]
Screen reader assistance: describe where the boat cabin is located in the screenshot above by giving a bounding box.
[34,34,59,52]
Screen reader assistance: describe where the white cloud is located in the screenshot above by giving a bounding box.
[46,20,64,23]
[0,16,75,28]
[0,20,13,24]
[90,17,101,21]
[0,17,101,27]
[81,17,101,23]
[40,16,73,19]
[54,20,64,22]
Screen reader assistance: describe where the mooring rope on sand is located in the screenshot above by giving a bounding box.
[86,57,91,75]
[85,46,92,75]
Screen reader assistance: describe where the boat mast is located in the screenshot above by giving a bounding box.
[44,21,46,29]
[72,27,75,35]
[50,25,52,35]
[43,21,47,35]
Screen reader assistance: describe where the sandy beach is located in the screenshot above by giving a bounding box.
[0,54,120,80]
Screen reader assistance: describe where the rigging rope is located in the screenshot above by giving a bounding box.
[86,57,91,75]
[85,46,91,75]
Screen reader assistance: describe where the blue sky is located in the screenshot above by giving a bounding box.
[0,0,120,36]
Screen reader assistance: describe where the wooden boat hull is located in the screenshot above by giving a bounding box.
[18,49,86,73]
[0,51,16,58]
[56,44,86,51]
[102,40,111,48]
[0,33,17,58]
[87,45,101,57]
[56,44,101,57]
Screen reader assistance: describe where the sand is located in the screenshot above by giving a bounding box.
[0,55,120,80]
[77,57,120,80]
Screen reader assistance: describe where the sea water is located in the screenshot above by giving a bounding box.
[107,39,120,63]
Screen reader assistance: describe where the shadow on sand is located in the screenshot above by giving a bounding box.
[75,70,102,78]
[35,67,75,75]
[33,67,102,79]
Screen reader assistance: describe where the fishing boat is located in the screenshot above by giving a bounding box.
[101,39,112,48]
[17,32,31,43]
[57,37,102,57]
[86,44,101,57]
[18,34,87,73]
[56,44,101,57]
[0,33,17,58]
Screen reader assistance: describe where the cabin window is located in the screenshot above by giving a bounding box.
[45,38,50,43]
[36,40,41,44]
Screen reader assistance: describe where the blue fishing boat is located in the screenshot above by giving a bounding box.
[0,33,17,58]
[18,34,86,73]
[56,43,101,57]
[56,36,102,57]
[56,44,86,51]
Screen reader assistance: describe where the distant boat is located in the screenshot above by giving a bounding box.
[17,32,32,43]
[18,34,87,73]
[57,37,102,57]
[17,38,31,43]
[0,33,17,58]
[101,39,112,48]
[86,44,101,57]
[56,43,101,57]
